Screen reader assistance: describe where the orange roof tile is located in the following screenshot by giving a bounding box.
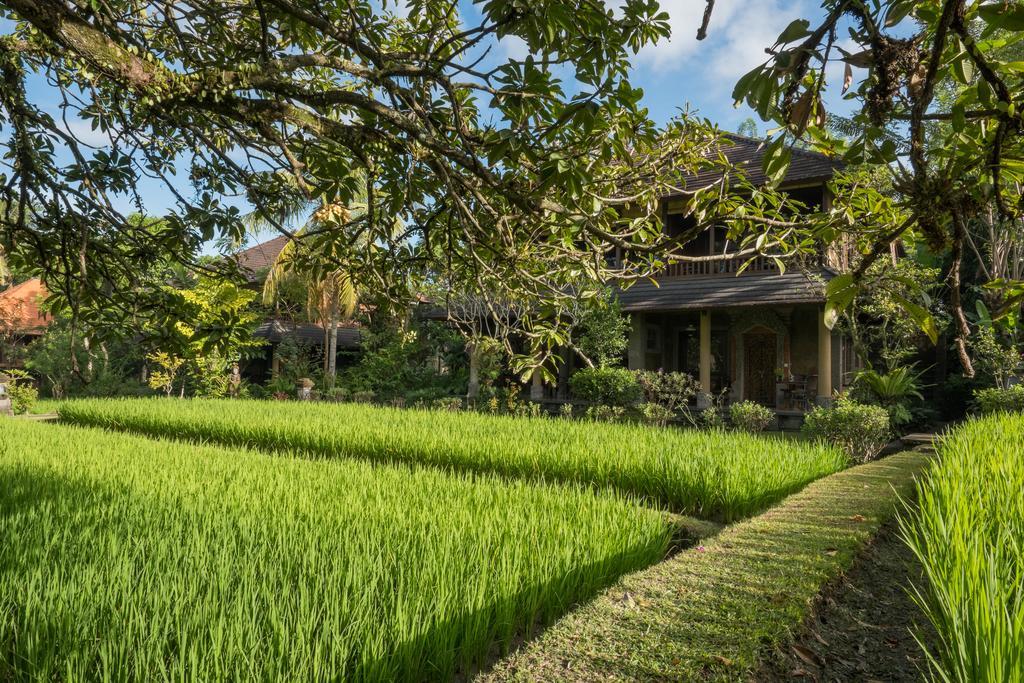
[0,278,50,334]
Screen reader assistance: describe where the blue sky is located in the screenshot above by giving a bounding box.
[10,0,862,227]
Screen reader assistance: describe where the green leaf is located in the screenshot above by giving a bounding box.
[761,136,792,187]
[978,2,1024,31]
[823,273,857,329]
[776,19,811,45]
[890,293,939,344]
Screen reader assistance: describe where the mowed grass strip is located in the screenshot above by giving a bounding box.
[901,413,1024,682]
[0,420,671,682]
[480,451,929,682]
[58,398,845,521]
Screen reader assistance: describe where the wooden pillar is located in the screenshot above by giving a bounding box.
[817,306,833,405]
[467,342,480,399]
[698,310,712,408]
[627,313,644,370]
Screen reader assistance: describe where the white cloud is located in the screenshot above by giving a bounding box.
[497,35,530,62]
[62,118,113,148]
[636,0,812,82]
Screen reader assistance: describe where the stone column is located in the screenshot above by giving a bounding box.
[698,310,712,409]
[817,306,833,405]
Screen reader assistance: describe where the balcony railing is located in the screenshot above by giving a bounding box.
[661,254,780,278]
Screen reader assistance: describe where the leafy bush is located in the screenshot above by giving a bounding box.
[4,370,37,415]
[973,385,1024,414]
[700,406,724,429]
[352,390,376,404]
[638,402,674,427]
[568,367,642,407]
[729,401,774,433]
[341,324,467,400]
[851,366,925,429]
[900,413,1024,682]
[574,292,630,367]
[802,398,890,462]
[325,387,351,402]
[634,370,699,415]
[584,405,627,422]
[428,397,463,412]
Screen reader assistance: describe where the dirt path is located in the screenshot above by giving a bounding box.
[760,521,938,682]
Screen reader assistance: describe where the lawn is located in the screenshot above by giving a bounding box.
[57,398,845,521]
[900,412,1024,682]
[0,419,672,682]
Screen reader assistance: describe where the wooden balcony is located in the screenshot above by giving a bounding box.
[661,254,781,278]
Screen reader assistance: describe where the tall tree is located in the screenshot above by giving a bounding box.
[0,0,799,367]
[727,0,1024,375]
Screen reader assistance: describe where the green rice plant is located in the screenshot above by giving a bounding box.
[57,397,845,521]
[900,412,1024,682]
[0,419,670,682]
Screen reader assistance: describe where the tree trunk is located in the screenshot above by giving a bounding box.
[467,342,480,399]
[327,305,339,388]
[83,335,94,382]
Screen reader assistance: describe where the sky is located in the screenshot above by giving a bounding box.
[8,0,863,230]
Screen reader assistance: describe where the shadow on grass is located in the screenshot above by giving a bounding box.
[0,465,695,682]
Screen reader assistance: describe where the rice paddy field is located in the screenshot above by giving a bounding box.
[900,412,1024,683]
[57,398,845,521]
[0,419,671,682]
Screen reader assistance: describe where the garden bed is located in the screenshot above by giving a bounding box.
[0,419,674,681]
[479,451,929,681]
[56,398,845,521]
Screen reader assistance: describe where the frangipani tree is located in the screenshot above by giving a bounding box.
[0,0,805,368]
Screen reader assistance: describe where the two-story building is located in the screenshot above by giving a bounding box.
[616,135,857,417]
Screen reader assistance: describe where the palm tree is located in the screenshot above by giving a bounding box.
[262,234,357,385]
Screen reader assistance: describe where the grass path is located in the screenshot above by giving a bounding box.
[758,520,937,680]
[480,451,929,682]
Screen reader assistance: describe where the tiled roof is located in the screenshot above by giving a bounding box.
[253,319,361,349]
[672,134,842,193]
[235,236,290,280]
[616,270,832,312]
[0,278,50,333]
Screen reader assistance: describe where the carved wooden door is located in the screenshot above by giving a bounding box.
[744,332,776,407]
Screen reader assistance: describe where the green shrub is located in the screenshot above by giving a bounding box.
[638,402,674,426]
[729,401,774,433]
[851,366,925,429]
[802,397,890,462]
[700,406,724,429]
[973,385,1024,414]
[4,370,37,415]
[325,386,351,402]
[634,370,699,414]
[584,404,627,422]
[352,390,376,404]
[569,367,642,407]
[900,413,1024,682]
[428,397,463,412]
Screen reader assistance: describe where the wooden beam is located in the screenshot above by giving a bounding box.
[699,311,712,407]
[817,306,832,404]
